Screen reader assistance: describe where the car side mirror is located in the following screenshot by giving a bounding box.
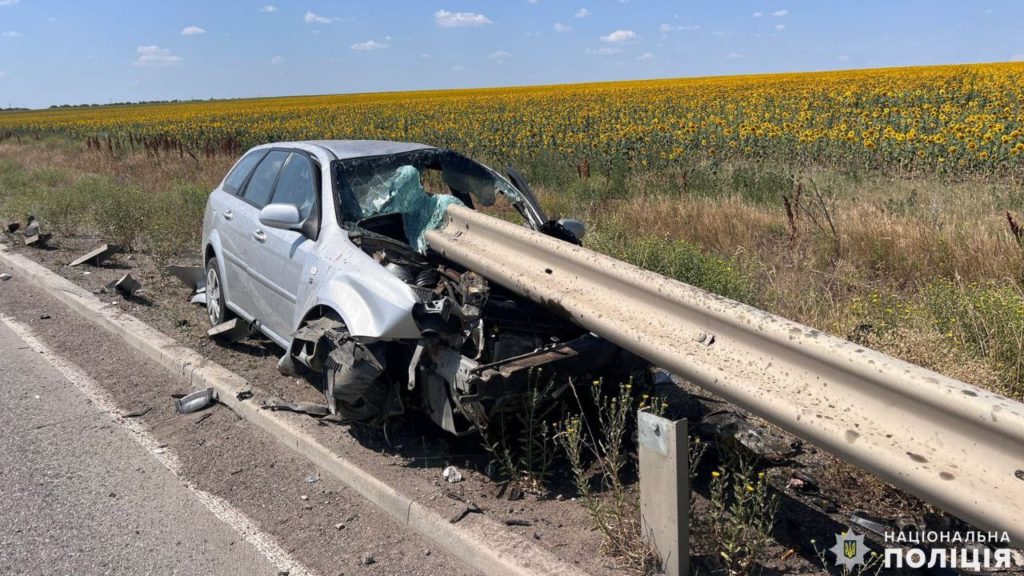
[558,218,586,241]
[259,203,303,231]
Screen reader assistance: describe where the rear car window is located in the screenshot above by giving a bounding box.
[271,153,317,220]
[242,150,289,208]
[222,150,267,195]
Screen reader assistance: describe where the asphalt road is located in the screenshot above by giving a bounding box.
[0,319,281,576]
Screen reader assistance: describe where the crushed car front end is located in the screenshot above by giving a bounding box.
[283,144,642,435]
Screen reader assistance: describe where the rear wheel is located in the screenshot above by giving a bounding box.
[205,256,233,326]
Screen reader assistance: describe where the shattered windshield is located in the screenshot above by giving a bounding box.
[333,149,532,252]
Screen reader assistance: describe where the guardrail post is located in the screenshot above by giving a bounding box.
[638,410,689,576]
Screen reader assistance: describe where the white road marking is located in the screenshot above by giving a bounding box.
[1,314,317,576]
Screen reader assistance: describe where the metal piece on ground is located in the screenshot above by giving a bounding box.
[207,318,252,342]
[700,410,798,463]
[24,233,52,248]
[70,244,123,267]
[260,398,330,417]
[107,274,142,297]
[849,510,891,537]
[638,411,689,576]
[0,273,10,281]
[426,204,1024,542]
[175,387,218,414]
[189,289,208,306]
[165,264,206,291]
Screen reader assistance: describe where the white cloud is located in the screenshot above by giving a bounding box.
[45,16,56,22]
[270,55,285,65]
[0,71,7,80]
[838,55,850,61]
[600,29,637,43]
[304,11,332,24]
[434,10,493,27]
[725,52,745,59]
[420,53,432,59]
[487,50,511,60]
[774,24,785,31]
[133,45,182,67]
[351,40,388,50]
[1,30,21,37]
[772,9,788,16]
[585,46,620,56]
[553,22,572,32]
[1012,54,1024,61]
[574,8,590,18]
[636,52,654,61]
[660,24,698,33]
[181,26,206,36]
[752,11,763,17]
[0,0,19,6]
[258,4,277,12]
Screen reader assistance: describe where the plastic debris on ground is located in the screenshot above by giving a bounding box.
[207,318,252,342]
[107,274,142,298]
[175,388,218,414]
[70,243,122,267]
[442,465,463,483]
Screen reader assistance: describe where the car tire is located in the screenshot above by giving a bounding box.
[321,335,391,423]
[205,256,233,327]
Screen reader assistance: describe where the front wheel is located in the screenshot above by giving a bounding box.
[205,256,233,326]
[321,335,391,423]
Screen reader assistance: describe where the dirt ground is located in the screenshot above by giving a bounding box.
[5,228,1017,575]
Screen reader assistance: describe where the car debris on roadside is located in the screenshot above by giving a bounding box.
[107,274,142,298]
[70,243,123,267]
[442,465,463,483]
[22,215,52,248]
[175,387,218,414]
[259,398,330,417]
[0,272,11,281]
[207,318,253,342]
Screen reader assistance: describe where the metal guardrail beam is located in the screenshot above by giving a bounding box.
[426,205,1024,542]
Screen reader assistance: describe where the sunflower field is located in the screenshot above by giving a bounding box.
[2,62,1023,175]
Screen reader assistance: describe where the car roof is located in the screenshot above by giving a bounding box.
[280,140,436,160]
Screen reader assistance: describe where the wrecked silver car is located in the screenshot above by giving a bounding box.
[202,140,636,434]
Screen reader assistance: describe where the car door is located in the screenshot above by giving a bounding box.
[244,151,321,343]
[230,149,289,321]
[213,148,269,319]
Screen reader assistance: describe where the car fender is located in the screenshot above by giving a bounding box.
[298,263,422,341]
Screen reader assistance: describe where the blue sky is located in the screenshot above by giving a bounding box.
[0,1,1021,109]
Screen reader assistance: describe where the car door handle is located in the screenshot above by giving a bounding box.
[253,229,267,243]
[223,210,234,221]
